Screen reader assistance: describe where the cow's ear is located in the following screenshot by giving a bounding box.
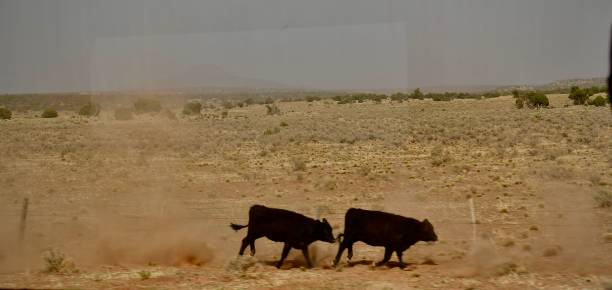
[322,218,328,224]
[422,219,429,223]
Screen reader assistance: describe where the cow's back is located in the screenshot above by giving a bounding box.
[248,205,316,243]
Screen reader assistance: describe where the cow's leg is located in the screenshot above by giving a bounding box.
[347,242,354,260]
[333,242,347,266]
[238,237,250,256]
[301,246,313,268]
[249,239,256,256]
[277,243,291,269]
[396,250,406,268]
[376,247,392,266]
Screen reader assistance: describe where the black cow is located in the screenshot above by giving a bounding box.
[230,204,335,268]
[333,208,438,268]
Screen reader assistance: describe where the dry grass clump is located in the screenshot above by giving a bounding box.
[43,249,78,274]
[542,245,563,257]
[266,103,281,115]
[263,127,280,135]
[226,256,258,275]
[138,270,151,280]
[594,191,612,208]
[357,165,371,176]
[493,261,518,276]
[493,261,528,276]
[430,145,452,166]
[292,157,307,171]
[221,100,236,110]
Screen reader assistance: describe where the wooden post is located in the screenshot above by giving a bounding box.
[19,197,29,244]
[468,198,476,242]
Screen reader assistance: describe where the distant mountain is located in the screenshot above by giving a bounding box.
[357,78,608,95]
[497,77,607,93]
[544,78,607,89]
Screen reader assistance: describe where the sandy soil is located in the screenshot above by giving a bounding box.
[0,95,611,289]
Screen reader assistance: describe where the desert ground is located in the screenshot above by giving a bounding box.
[0,94,611,289]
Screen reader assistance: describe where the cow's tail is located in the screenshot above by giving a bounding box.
[336,233,344,244]
[230,223,248,231]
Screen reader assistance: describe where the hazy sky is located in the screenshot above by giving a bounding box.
[1,0,611,93]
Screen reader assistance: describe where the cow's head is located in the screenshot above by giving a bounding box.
[316,218,335,243]
[420,219,438,242]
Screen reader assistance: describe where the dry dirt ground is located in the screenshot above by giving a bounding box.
[0,95,611,289]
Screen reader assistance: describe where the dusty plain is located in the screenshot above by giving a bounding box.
[1,95,611,289]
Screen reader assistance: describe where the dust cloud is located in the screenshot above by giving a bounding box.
[0,193,224,273]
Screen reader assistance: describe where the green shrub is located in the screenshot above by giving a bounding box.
[526,92,549,108]
[134,98,162,114]
[306,96,321,102]
[483,92,501,98]
[409,88,424,100]
[78,102,101,117]
[587,95,608,107]
[41,108,58,118]
[0,107,11,119]
[568,86,589,105]
[513,91,549,109]
[370,95,386,103]
[182,101,202,115]
[584,86,607,96]
[114,108,133,120]
[432,95,451,101]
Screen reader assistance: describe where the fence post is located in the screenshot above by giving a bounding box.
[468,198,476,242]
[19,197,29,245]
